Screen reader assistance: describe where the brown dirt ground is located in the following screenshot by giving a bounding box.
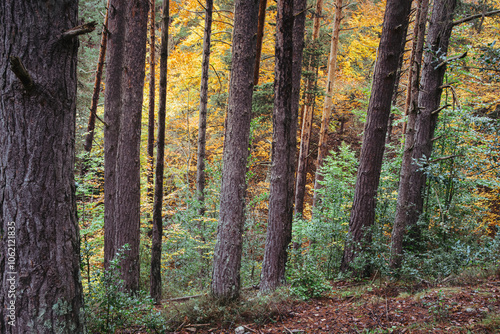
[177,275,500,334]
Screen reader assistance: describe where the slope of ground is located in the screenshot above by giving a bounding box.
[173,271,500,334]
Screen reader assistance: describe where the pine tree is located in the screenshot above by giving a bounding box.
[211,0,259,301]
[340,0,413,274]
[0,0,84,331]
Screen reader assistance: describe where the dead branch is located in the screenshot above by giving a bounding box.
[430,154,461,163]
[88,108,109,127]
[243,325,257,333]
[452,9,500,26]
[431,135,443,142]
[435,52,467,69]
[431,104,451,115]
[61,21,97,40]
[9,56,34,92]
[163,293,205,303]
[441,84,462,109]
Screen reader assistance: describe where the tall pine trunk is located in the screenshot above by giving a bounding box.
[312,0,344,208]
[104,0,149,291]
[151,0,169,303]
[390,0,430,268]
[211,0,259,302]
[104,0,126,270]
[261,0,299,292]
[340,0,412,274]
[196,0,213,215]
[394,0,458,252]
[0,0,84,331]
[84,0,110,154]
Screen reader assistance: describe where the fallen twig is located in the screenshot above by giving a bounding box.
[175,320,186,332]
[243,324,257,333]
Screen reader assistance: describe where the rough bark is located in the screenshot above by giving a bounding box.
[311,0,344,208]
[386,19,408,145]
[261,0,297,292]
[151,0,169,303]
[147,0,157,201]
[196,0,213,215]
[0,0,84,332]
[104,0,126,270]
[211,0,259,302]
[340,0,412,274]
[104,0,149,292]
[390,0,430,269]
[84,0,110,154]
[396,0,458,252]
[253,0,268,86]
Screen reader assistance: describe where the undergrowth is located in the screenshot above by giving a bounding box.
[160,287,296,331]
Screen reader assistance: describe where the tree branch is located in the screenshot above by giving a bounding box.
[431,104,450,115]
[430,154,461,163]
[431,135,443,142]
[9,56,34,92]
[435,52,467,69]
[61,21,97,40]
[452,10,500,27]
[89,107,109,127]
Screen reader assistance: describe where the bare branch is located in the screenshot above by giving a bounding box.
[452,10,500,27]
[430,154,461,163]
[89,107,109,127]
[435,52,467,69]
[9,56,34,92]
[431,103,451,115]
[61,21,97,40]
[431,135,443,142]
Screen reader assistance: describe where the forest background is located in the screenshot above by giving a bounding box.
[2,0,499,332]
[76,0,500,306]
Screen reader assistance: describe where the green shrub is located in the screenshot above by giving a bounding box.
[287,249,331,300]
[84,245,166,333]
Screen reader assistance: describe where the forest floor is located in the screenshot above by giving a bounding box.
[170,269,500,334]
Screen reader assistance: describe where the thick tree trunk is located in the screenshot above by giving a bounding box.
[390,0,430,269]
[147,0,157,201]
[340,0,412,274]
[395,0,457,253]
[253,0,268,86]
[104,0,149,292]
[211,0,259,302]
[104,0,126,270]
[0,0,84,332]
[312,0,344,208]
[196,0,213,216]
[84,0,110,154]
[261,0,304,293]
[115,0,149,292]
[151,0,169,304]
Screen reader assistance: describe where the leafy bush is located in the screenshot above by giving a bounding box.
[85,245,166,333]
[292,142,357,279]
[287,250,331,300]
